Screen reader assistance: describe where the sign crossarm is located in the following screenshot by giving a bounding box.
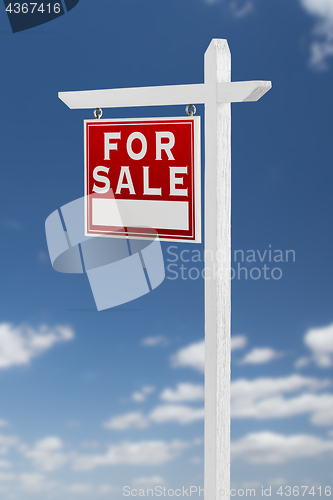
[217,80,272,102]
[58,81,271,109]
[59,84,206,109]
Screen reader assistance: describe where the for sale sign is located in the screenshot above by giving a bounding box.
[84,117,201,242]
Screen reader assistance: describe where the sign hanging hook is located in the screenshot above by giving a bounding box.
[94,108,103,119]
[185,104,196,116]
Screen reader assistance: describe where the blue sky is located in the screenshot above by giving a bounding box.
[0,0,333,498]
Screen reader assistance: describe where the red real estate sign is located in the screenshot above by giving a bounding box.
[84,117,201,242]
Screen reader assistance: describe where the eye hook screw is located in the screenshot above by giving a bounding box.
[185,104,196,116]
[94,108,103,119]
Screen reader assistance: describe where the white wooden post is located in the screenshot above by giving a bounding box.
[58,39,271,500]
[204,39,231,500]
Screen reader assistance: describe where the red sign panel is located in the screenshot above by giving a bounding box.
[84,117,201,242]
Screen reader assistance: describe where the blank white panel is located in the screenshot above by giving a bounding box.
[92,199,189,231]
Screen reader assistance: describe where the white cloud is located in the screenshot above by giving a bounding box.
[160,383,204,402]
[149,405,204,425]
[203,0,254,15]
[234,392,333,423]
[103,412,149,430]
[270,478,288,486]
[0,323,74,369]
[98,484,114,494]
[231,374,328,400]
[229,0,254,17]
[81,441,100,450]
[104,403,204,429]
[0,434,20,456]
[231,374,333,425]
[239,347,282,365]
[73,440,189,470]
[0,421,9,428]
[303,323,333,367]
[231,335,248,350]
[294,356,311,369]
[309,37,333,69]
[141,335,168,347]
[23,437,70,472]
[107,374,332,431]
[171,336,248,373]
[171,340,204,372]
[300,0,333,19]
[4,471,114,496]
[20,477,100,496]
[0,461,12,470]
[132,386,155,402]
[133,476,165,487]
[231,431,333,463]
[0,472,15,482]
[21,434,190,472]
[299,0,333,69]
[310,401,333,425]
[19,473,59,493]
